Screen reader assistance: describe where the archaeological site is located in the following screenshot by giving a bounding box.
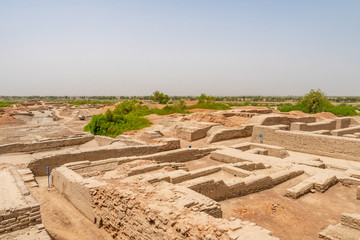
[0,100,360,240]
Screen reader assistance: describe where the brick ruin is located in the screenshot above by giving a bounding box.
[1,113,360,239]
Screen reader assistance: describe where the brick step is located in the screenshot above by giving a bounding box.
[319,224,360,240]
[341,213,360,231]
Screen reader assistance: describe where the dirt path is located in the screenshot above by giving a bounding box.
[30,177,113,240]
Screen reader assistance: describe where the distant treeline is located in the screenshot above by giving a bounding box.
[1,95,360,103]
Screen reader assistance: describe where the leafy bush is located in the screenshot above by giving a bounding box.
[150,91,170,104]
[83,112,151,138]
[278,89,358,116]
[84,99,189,137]
[113,99,151,116]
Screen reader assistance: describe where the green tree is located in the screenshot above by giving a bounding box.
[150,91,169,104]
[198,93,215,104]
[298,89,331,113]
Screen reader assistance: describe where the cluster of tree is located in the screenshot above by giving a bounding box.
[198,93,215,103]
[328,97,360,103]
[2,92,360,106]
[186,93,230,110]
[278,89,358,116]
[150,91,170,104]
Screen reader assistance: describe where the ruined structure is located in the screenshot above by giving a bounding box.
[1,106,359,239]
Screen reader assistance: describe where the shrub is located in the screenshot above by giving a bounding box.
[150,91,170,104]
[84,99,189,137]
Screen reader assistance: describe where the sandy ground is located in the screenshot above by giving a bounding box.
[185,155,224,171]
[221,176,359,240]
[30,177,113,240]
[0,168,28,210]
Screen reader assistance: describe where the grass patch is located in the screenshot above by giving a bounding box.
[0,102,18,107]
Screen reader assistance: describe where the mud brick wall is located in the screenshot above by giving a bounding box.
[207,124,254,143]
[90,183,278,240]
[51,166,106,221]
[29,139,180,176]
[290,120,336,131]
[251,125,360,161]
[249,115,316,126]
[331,126,360,136]
[0,168,41,235]
[0,135,94,154]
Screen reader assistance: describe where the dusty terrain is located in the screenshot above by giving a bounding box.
[31,177,113,240]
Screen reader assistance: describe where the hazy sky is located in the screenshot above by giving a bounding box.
[1,1,359,96]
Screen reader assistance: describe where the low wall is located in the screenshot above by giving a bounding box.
[331,126,360,136]
[231,142,289,158]
[207,124,254,143]
[335,117,360,129]
[94,136,117,146]
[249,115,316,126]
[51,166,106,221]
[290,118,360,132]
[0,135,94,154]
[290,120,336,131]
[141,147,218,163]
[28,139,180,176]
[176,125,213,142]
[181,169,303,201]
[251,125,360,161]
[60,147,218,176]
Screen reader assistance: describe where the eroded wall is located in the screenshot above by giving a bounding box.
[251,125,360,161]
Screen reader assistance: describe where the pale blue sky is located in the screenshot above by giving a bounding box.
[0,1,359,96]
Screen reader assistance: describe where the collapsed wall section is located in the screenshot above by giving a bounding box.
[91,183,278,240]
